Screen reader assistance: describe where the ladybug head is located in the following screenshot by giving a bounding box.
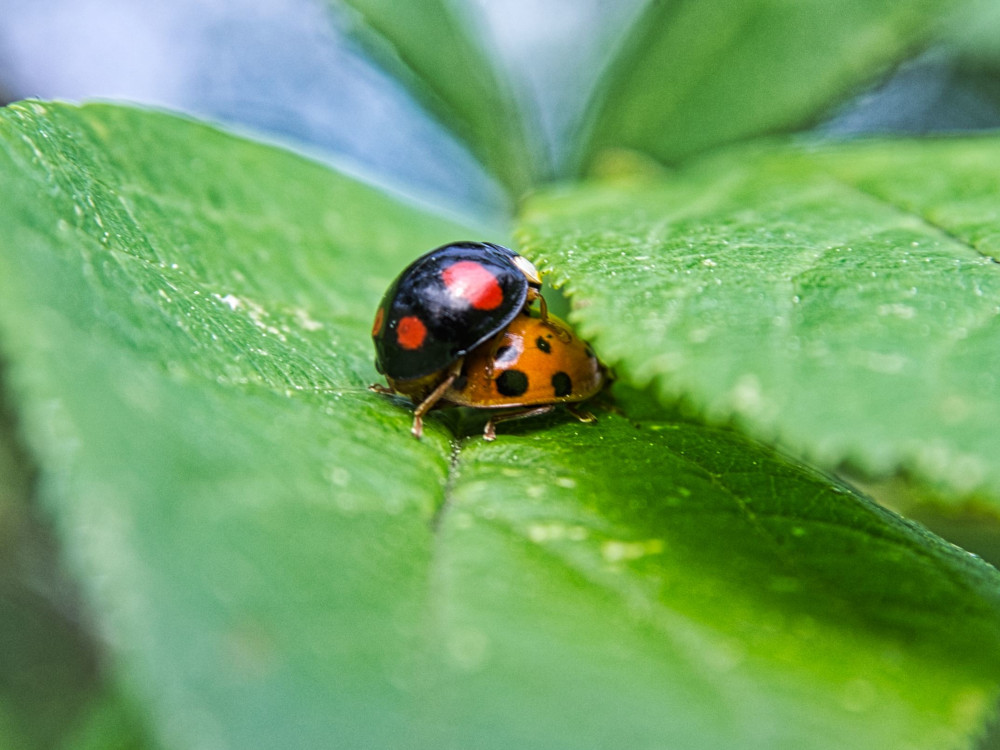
[510,254,542,290]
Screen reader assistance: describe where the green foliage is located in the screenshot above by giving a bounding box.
[580,0,960,167]
[2,2,1000,749]
[333,0,541,191]
[518,139,1000,500]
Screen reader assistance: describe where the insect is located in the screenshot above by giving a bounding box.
[371,241,548,436]
[372,241,544,381]
[440,310,607,441]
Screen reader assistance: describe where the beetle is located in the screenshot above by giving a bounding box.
[441,310,607,440]
[370,241,548,436]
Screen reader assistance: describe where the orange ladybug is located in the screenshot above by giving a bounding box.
[439,310,607,440]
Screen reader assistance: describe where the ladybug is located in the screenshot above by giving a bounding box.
[371,241,547,436]
[440,310,607,440]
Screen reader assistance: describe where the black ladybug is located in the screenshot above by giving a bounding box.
[372,241,543,380]
[370,241,546,436]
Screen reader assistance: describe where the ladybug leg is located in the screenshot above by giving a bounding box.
[483,405,555,442]
[368,383,396,395]
[534,293,571,344]
[410,358,464,438]
[525,287,549,325]
[566,403,597,424]
[539,304,572,344]
[537,293,550,324]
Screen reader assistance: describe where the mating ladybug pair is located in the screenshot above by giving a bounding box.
[370,241,607,440]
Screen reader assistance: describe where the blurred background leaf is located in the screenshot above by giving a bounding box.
[579,0,972,169]
[0,0,507,218]
[330,0,543,194]
[6,0,1000,210]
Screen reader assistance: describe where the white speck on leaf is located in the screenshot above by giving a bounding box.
[217,293,242,310]
[601,538,664,563]
[876,303,915,319]
[294,308,324,332]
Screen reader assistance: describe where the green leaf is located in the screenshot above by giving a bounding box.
[518,137,1000,502]
[0,395,152,749]
[0,434,95,749]
[581,0,960,168]
[55,686,152,750]
[435,407,1000,749]
[332,0,542,193]
[2,102,1000,749]
[944,0,1000,62]
[0,99,469,746]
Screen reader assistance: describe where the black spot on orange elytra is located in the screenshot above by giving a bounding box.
[496,370,529,397]
[552,371,572,397]
[536,336,551,353]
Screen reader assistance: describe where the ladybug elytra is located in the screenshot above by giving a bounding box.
[441,310,607,441]
[371,241,543,382]
[370,241,606,440]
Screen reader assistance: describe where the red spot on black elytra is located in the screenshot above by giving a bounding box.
[442,261,504,310]
[371,306,385,337]
[396,315,428,350]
